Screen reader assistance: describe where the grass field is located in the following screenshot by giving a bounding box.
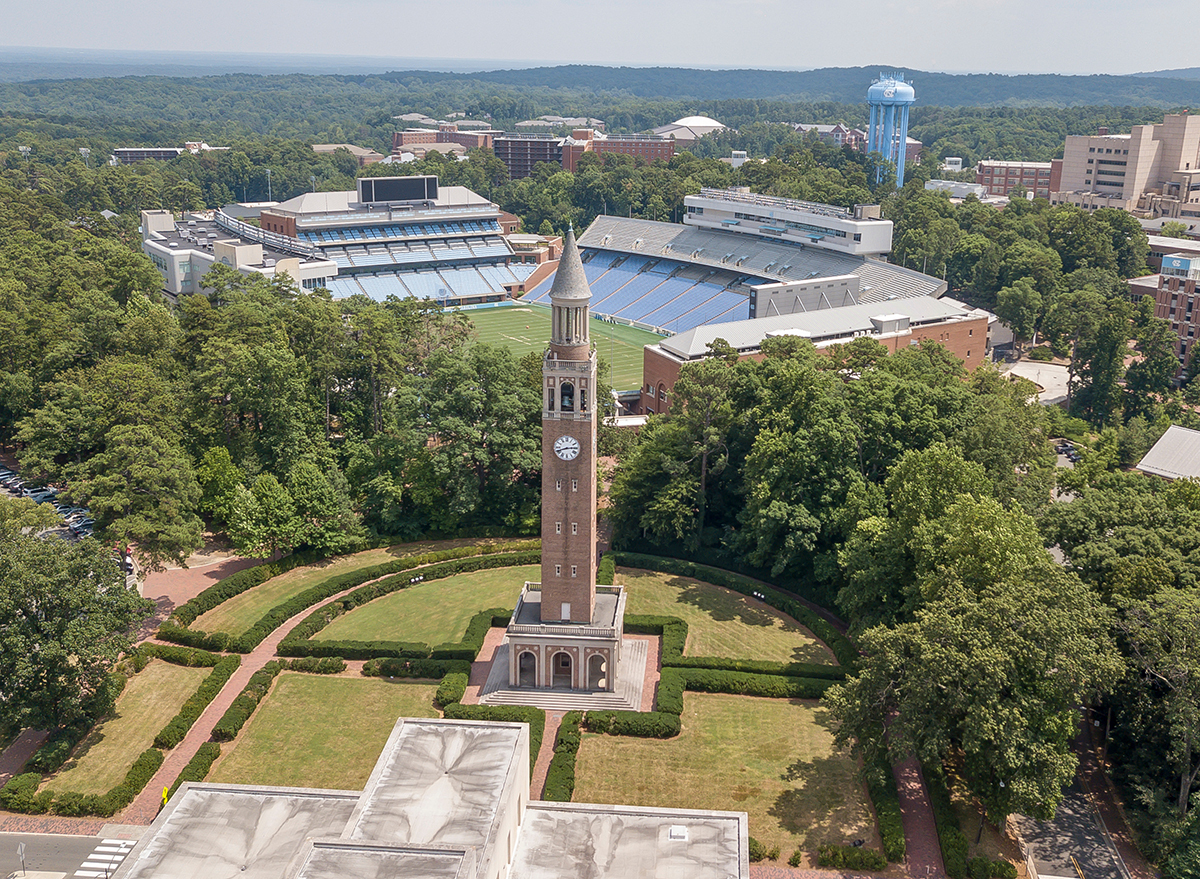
[193,537,514,636]
[315,565,537,645]
[617,568,837,666]
[47,661,210,795]
[207,675,439,790]
[467,305,661,391]
[573,693,878,861]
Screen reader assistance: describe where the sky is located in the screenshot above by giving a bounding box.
[0,0,1190,76]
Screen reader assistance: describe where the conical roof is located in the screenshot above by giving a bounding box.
[548,227,592,302]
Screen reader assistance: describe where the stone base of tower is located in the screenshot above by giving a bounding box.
[502,582,626,692]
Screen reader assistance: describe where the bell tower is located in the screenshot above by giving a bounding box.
[540,227,598,623]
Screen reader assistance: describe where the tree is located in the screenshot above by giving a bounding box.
[1161,221,1188,239]
[1120,588,1200,815]
[994,278,1042,350]
[0,495,61,537]
[226,474,300,559]
[195,446,243,526]
[0,533,152,729]
[827,497,1122,823]
[74,424,205,571]
[288,459,364,554]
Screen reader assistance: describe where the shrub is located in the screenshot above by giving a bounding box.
[925,762,970,879]
[140,643,221,668]
[788,849,802,868]
[992,860,1017,879]
[26,721,91,774]
[0,773,43,812]
[286,656,346,674]
[442,704,544,773]
[212,662,283,742]
[768,846,781,861]
[817,844,887,871]
[168,742,221,799]
[585,711,680,738]
[45,748,165,818]
[679,668,836,700]
[865,751,907,862]
[542,711,583,802]
[154,655,241,749]
[362,658,472,679]
[435,673,469,708]
[597,552,616,586]
[969,856,993,879]
[1026,346,1055,362]
[748,838,768,863]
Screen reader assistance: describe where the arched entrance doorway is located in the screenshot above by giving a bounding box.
[551,651,573,688]
[518,651,537,688]
[587,654,606,690]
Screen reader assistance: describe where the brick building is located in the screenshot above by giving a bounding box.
[976,160,1054,198]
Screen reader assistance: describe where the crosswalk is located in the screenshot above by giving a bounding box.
[73,839,136,878]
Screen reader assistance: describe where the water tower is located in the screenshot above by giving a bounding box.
[866,73,916,185]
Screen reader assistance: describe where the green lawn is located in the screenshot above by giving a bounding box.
[315,565,536,646]
[617,568,838,666]
[467,304,660,391]
[573,693,879,861]
[207,674,439,790]
[193,538,516,636]
[47,661,210,795]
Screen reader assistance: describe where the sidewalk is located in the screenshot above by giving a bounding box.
[892,757,947,879]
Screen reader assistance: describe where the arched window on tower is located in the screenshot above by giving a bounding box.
[580,387,587,412]
[560,382,575,412]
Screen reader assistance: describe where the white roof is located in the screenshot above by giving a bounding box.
[1136,425,1200,480]
[674,115,723,127]
[657,296,977,360]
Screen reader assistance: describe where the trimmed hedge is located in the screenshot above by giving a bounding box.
[212,662,283,742]
[140,643,222,668]
[154,655,241,749]
[362,658,472,679]
[275,550,535,660]
[161,540,539,653]
[171,549,328,626]
[435,673,469,708]
[597,552,616,586]
[653,667,837,719]
[542,711,582,802]
[925,761,970,879]
[866,751,907,862]
[817,843,887,871]
[612,552,857,669]
[9,748,168,818]
[168,742,221,799]
[584,711,681,738]
[442,703,544,773]
[285,656,346,675]
[25,672,128,775]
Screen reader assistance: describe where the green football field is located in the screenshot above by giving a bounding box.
[465,304,662,390]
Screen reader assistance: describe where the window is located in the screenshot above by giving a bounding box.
[571,522,578,535]
[559,382,574,411]
[556,479,562,491]
[572,479,578,492]
[555,565,561,577]
[969,329,973,336]
[555,522,561,534]
[571,565,577,578]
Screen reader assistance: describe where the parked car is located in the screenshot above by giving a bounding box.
[25,488,59,503]
[63,509,91,524]
[69,518,95,535]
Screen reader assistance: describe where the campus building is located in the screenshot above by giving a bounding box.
[651,115,727,147]
[640,297,992,414]
[976,160,1053,198]
[312,143,386,166]
[1050,115,1200,218]
[1146,253,1200,369]
[492,130,676,180]
[143,175,543,305]
[392,123,500,154]
[109,717,748,879]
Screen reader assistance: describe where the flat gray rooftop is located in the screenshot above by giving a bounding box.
[347,718,525,850]
[514,589,620,629]
[115,785,359,879]
[512,803,748,879]
[292,840,473,879]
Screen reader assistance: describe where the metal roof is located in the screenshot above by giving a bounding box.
[548,227,591,301]
[658,296,978,360]
[1136,425,1200,481]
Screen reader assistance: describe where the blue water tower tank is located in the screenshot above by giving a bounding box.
[866,74,916,185]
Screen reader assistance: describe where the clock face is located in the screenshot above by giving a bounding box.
[554,435,581,461]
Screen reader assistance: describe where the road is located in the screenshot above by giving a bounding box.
[0,833,136,879]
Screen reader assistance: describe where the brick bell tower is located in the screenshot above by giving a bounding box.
[539,226,598,623]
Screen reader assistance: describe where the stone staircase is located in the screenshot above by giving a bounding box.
[479,638,647,712]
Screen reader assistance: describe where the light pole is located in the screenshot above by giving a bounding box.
[310,175,317,192]
[266,168,272,202]
[18,145,31,159]
[79,147,91,168]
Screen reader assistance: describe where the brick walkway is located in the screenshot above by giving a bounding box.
[462,628,507,705]
[138,553,259,639]
[530,712,564,799]
[0,728,49,786]
[750,866,883,879]
[893,756,947,879]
